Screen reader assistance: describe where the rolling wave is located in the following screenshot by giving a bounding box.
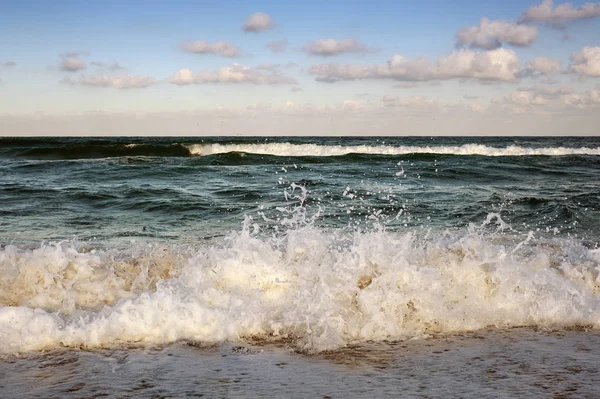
[4,142,600,160]
[11,143,192,159]
[189,143,600,157]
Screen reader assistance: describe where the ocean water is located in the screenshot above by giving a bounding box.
[1,136,600,397]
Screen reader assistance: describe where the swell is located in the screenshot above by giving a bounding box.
[10,143,192,160]
[3,142,600,160]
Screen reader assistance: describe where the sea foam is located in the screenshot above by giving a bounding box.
[1,214,600,355]
[187,142,600,157]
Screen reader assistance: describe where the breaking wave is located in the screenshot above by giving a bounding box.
[187,143,600,157]
[5,142,600,160]
[1,213,599,355]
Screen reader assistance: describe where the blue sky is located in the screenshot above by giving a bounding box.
[1,0,599,135]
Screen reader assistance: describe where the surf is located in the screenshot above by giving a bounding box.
[1,210,599,355]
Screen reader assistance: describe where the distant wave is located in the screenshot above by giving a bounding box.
[6,142,600,160]
[188,143,600,157]
[12,143,191,159]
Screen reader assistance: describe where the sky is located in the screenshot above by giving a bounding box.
[1,0,600,136]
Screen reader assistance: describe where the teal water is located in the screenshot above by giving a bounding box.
[1,136,599,245]
[1,136,600,397]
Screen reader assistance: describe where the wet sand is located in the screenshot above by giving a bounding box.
[1,328,599,398]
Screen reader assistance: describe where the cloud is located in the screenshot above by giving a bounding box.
[309,48,521,83]
[527,57,562,74]
[266,39,288,53]
[58,51,90,72]
[2,61,16,67]
[60,74,156,89]
[463,94,480,100]
[60,58,86,72]
[169,64,297,85]
[569,46,600,77]
[59,51,90,58]
[518,57,562,78]
[90,61,125,71]
[519,0,600,26]
[255,62,297,71]
[303,38,374,56]
[180,40,241,58]
[243,12,275,32]
[456,18,538,49]
[492,85,600,113]
[291,87,303,92]
[522,86,574,96]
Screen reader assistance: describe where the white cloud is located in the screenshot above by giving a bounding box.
[243,12,275,32]
[169,64,297,85]
[519,57,562,78]
[180,40,241,58]
[266,39,288,53]
[59,51,90,58]
[526,57,562,74]
[520,0,600,25]
[456,18,538,49]
[58,51,90,72]
[492,85,600,113]
[309,48,521,83]
[303,38,374,56]
[569,46,600,76]
[61,74,156,89]
[60,58,87,72]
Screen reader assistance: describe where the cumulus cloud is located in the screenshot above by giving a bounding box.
[57,51,90,72]
[60,58,86,72]
[180,40,241,58]
[569,46,600,76]
[309,48,521,83]
[169,64,297,85]
[243,12,275,32]
[527,57,562,74]
[519,0,600,26]
[266,39,288,53]
[492,85,600,113]
[456,18,538,49]
[303,38,374,56]
[60,74,156,89]
[2,61,16,67]
[518,57,562,78]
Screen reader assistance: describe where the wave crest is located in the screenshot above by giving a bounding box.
[1,220,599,355]
[188,143,600,157]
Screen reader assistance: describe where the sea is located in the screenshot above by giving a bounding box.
[1,136,599,398]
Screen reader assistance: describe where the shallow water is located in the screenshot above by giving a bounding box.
[2,328,599,398]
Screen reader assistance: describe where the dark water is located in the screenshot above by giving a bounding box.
[1,136,600,397]
[1,136,599,245]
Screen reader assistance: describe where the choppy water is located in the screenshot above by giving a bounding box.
[1,136,600,397]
